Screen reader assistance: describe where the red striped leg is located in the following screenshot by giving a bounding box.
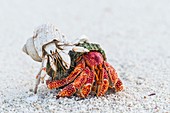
[104,61,123,92]
[56,67,90,98]
[47,60,85,89]
[78,70,95,98]
[97,68,109,96]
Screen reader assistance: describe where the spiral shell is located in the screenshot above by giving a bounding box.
[22,24,68,62]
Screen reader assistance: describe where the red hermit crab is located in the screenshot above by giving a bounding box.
[47,50,123,98]
[23,24,123,98]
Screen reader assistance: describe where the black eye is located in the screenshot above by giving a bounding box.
[50,50,52,54]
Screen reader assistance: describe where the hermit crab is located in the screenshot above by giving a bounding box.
[23,24,123,98]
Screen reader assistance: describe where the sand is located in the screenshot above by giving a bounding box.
[0,0,169,113]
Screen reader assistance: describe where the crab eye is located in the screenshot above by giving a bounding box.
[50,50,53,54]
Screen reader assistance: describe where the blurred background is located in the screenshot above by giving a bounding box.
[0,0,169,112]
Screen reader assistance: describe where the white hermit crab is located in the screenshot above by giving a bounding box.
[22,24,89,93]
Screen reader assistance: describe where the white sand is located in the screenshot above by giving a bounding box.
[0,0,170,113]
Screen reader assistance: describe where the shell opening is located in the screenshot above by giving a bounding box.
[23,38,42,62]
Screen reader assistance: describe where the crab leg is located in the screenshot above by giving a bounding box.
[47,59,85,89]
[56,67,90,98]
[40,55,48,83]
[34,69,42,94]
[97,68,109,97]
[104,61,123,92]
[34,55,48,94]
[78,70,95,98]
[115,78,124,92]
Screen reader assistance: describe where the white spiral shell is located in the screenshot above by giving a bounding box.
[22,24,68,62]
